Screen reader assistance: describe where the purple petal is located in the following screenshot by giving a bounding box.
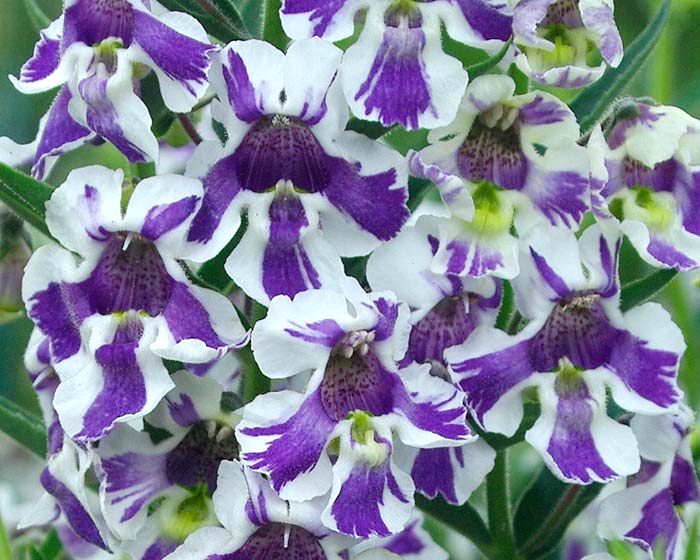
[63,0,135,48]
[221,49,263,123]
[162,283,226,348]
[411,447,462,504]
[670,453,700,505]
[141,196,199,240]
[625,490,680,558]
[283,319,345,347]
[281,0,349,37]
[454,0,514,41]
[17,22,62,85]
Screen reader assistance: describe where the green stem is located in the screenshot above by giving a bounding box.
[0,514,12,560]
[487,450,520,559]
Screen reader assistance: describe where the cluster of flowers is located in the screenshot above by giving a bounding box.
[1,0,700,558]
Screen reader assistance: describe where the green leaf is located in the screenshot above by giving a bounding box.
[514,467,603,558]
[38,529,62,560]
[495,280,514,331]
[157,0,251,42]
[407,176,432,212]
[141,73,175,138]
[466,39,513,79]
[196,215,247,293]
[346,118,394,140]
[0,162,54,240]
[262,0,289,50]
[0,513,12,560]
[416,495,496,558]
[570,0,671,134]
[0,395,47,458]
[620,268,677,312]
[21,0,50,32]
[234,0,264,36]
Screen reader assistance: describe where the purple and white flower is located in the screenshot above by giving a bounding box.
[22,166,247,442]
[184,38,409,305]
[446,224,685,484]
[410,75,590,278]
[236,280,472,537]
[166,459,352,559]
[95,371,240,558]
[280,0,514,129]
[589,100,700,271]
[8,0,215,178]
[598,408,700,559]
[18,330,112,551]
[513,0,624,88]
[367,217,498,504]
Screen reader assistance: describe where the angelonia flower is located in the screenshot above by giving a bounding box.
[590,98,700,271]
[185,38,409,305]
[598,407,700,560]
[409,74,590,278]
[512,0,624,88]
[446,225,685,484]
[22,166,247,442]
[237,279,473,537]
[8,0,215,178]
[280,0,513,129]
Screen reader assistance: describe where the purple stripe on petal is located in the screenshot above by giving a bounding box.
[452,338,534,427]
[33,87,93,180]
[240,388,335,494]
[625,490,680,557]
[598,235,620,298]
[646,237,698,271]
[163,282,225,349]
[40,467,107,550]
[133,10,214,98]
[331,453,410,538]
[373,297,400,342]
[77,326,148,441]
[262,194,322,300]
[530,247,571,298]
[167,393,200,427]
[141,196,199,240]
[28,282,86,363]
[411,447,459,503]
[188,154,242,244]
[284,318,345,346]
[222,49,262,123]
[281,0,348,37]
[385,518,424,555]
[355,24,435,129]
[323,162,407,242]
[445,238,504,277]
[606,331,680,410]
[18,26,61,84]
[78,72,149,164]
[519,95,572,126]
[100,451,170,522]
[455,0,514,42]
[394,381,468,441]
[546,378,617,483]
[143,538,178,560]
[670,454,700,505]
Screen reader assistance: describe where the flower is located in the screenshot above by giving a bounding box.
[22,166,247,442]
[409,74,590,278]
[166,460,352,559]
[589,99,700,271]
[184,38,409,305]
[280,0,514,129]
[446,224,685,484]
[9,0,215,178]
[236,279,472,537]
[95,371,240,557]
[513,0,623,88]
[598,407,700,559]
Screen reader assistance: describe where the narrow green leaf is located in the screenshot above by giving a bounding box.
[486,450,517,558]
[407,177,432,212]
[0,162,54,240]
[262,0,288,50]
[466,39,513,79]
[38,529,62,560]
[197,215,247,293]
[0,395,46,458]
[141,73,175,138]
[21,0,50,32]
[416,495,495,557]
[620,268,677,312]
[571,0,671,134]
[234,0,264,36]
[515,467,603,558]
[346,118,394,140]
[495,280,514,331]
[157,0,251,42]
[241,304,270,403]
[0,514,12,560]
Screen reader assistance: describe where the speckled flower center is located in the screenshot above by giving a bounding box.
[321,331,394,421]
[165,421,239,491]
[64,0,135,49]
[87,235,172,316]
[530,293,620,372]
[541,0,583,28]
[235,523,327,560]
[234,115,330,193]
[458,115,526,191]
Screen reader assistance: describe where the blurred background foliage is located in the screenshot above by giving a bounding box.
[0,0,699,558]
